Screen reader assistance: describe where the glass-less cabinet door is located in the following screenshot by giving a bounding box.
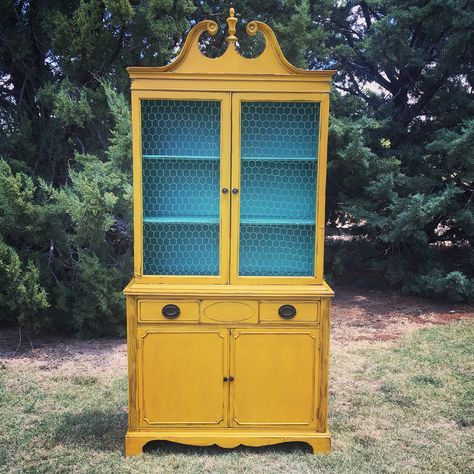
[231,93,328,284]
[135,92,230,282]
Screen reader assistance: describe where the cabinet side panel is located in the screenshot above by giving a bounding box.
[316,297,330,432]
[126,295,139,431]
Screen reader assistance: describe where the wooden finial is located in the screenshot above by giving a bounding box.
[226,7,238,43]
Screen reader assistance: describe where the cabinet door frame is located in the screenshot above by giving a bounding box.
[137,326,230,427]
[132,90,231,283]
[229,327,320,429]
[230,92,330,285]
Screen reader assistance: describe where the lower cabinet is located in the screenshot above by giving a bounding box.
[137,326,319,429]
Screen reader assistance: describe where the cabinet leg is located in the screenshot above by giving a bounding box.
[125,434,145,456]
[307,436,331,454]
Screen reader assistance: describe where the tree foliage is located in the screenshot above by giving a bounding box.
[320,0,474,301]
[0,1,473,334]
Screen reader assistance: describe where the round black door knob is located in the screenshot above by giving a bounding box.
[232,188,239,194]
[278,304,297,319]
[162,304,180,319]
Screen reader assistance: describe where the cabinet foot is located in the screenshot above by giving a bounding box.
[307,437,331,454]
[125,431,331,456]
[125,433,147,456]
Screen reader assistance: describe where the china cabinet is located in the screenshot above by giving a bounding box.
[124,8,335,455]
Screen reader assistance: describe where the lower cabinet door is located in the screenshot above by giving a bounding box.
[138,327,229,427]
[230,328,319,428]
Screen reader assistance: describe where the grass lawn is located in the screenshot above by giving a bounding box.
[0,292,473,473]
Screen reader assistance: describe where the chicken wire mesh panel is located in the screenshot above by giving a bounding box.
[143,222,219,275]
[141,99,221,275]
[238,100,319,277]
[240,102,320,159]
[239,224,315,276]
[141,100,221,157]
[240,160,317,221]
[142,159,220,219]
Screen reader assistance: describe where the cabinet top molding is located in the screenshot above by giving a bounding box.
[127,8,335,78]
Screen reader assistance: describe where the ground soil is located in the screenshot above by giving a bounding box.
[0,287,472,373]
[330,287,472,346]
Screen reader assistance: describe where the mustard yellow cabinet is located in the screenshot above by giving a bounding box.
[124,9,334,456]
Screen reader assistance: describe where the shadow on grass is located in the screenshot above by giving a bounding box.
[144,440,313,456]
[54,411,314,456]
[54,409,127,451]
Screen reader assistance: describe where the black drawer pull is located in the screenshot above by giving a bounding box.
[162,304,180,319]
[278,304,297,319]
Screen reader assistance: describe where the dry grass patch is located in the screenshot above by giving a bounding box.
[0,318,473,473]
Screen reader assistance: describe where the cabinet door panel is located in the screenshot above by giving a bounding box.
[133,91,231,283]
[138,327,229,426]
[230,93,329,284]
[230,328,319,428]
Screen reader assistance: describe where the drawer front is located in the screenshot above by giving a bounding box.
[138,299,199,323]
[201,300,258,324]
[260,301,319,323]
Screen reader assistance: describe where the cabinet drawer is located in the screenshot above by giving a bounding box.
[201,300,258,324]
[260,301,319,323]
[138,300,199,323]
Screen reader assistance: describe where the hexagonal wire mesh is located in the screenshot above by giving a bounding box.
[141,99,221,275]
[140,99,320,277]
[239,101,320,276]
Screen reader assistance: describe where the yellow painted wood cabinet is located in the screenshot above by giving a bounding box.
[125,9,334,455]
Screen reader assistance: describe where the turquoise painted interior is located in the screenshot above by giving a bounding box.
[141,99,319,277]
[240,102,319,159]
[142,159,219,219]
[143,222,219,275]
[239,224,316,276]
[239,101,320,277]
[141,100,220,158]
[239,160,317,221]
[141,100,220,275]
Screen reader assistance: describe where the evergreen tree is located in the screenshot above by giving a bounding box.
[0,1,472,335]
[318,1,474,300]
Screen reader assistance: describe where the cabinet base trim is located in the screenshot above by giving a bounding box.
[125,430,331,456]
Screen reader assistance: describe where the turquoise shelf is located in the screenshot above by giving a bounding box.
[143,216,219,224]
[143,155,219,161]
[242,156,317,162]
[143,155,315,162]
[241,217,315,225]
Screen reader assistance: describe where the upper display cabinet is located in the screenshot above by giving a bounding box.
[128,9,334,285]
